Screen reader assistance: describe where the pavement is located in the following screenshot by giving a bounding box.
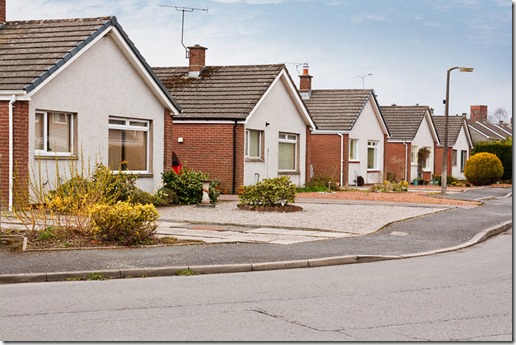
[0,187,512,284]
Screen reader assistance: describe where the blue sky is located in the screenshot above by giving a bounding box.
[7,0,513,119]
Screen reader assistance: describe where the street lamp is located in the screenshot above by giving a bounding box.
[441,66,474,194]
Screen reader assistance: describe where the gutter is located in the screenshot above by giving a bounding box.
[8,95,16,211]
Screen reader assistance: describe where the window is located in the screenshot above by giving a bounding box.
[349,139,358,161]
[452,150,457,167]
[278,133,298,171]
[367,140,378,170]
[245,129,263,159]
[411,145,418,164]
[35,111,76,156]
[460,150,468,172]
[108,117,150,172]
[422,147,431,170]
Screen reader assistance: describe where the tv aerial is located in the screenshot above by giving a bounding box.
[350,73,372,89]
[158,5,208,58]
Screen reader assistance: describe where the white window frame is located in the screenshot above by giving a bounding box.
[452,149,458,167]
[367,140,379,170]
[108,117,151,174]
[278,132,299,172]
[349,138,359,161]
[245,129,263,160]
[460,150,468,173]
[35,111,76,157]
[410,145,418,164]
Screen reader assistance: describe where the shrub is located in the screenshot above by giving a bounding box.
[435,175,459,186]
[464,152,504,186]
[238,176,296,207]
[302,175,339,192]
[89,202,159,246]
[369,180,408,193]
[160,167,220,205]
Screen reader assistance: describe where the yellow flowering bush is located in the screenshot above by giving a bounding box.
[89,202,159,245]
[369,180,408,193]
[464,152,504,186]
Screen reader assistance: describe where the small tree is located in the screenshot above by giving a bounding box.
[417,147,431,180]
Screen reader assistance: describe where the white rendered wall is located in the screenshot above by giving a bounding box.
[348,99,385,185]
[410,116,436,181]
[28,32,166,194]
[451,127,470,179]
[244,77,308,187]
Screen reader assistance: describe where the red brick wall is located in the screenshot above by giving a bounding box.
[310,134,348,185]
[0,100,30,205]
[163,109,173,170]
[0,0,6,23]
[433,146,452,177]
[172,122,244,194]
[384,141,410,182]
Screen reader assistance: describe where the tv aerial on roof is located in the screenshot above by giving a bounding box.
[158,4,208,59]
[350,73,372,89]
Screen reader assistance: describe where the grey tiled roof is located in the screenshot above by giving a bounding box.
[467,120,511,141]
[0,17,112,91]
[432,115,467,146]
[154,64,286,120]
[302,89,376,131]
[380,105,432,141]
[0,16,180,109]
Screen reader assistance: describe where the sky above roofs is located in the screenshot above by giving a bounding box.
[7,0,512,119]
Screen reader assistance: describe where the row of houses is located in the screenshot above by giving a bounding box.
[0,6,510,206]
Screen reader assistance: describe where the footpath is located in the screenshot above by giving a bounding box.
[0,187,512,284]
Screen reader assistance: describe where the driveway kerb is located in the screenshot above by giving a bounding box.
[0,208,510,284]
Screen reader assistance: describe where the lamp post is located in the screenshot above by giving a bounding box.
[441,66,474,195]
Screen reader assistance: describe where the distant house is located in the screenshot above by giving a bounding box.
[467,105,512,144]
[381,105,439,183]
[299,67,390,186]
[0,6,180,209]
[154,45,315,193]
[432,115,473,180]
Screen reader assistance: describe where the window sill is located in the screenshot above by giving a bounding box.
[35,155,78,161]
[245,157,265,163]
[367,169,381,173]
[349,160,360,164]
[278,170,300,176]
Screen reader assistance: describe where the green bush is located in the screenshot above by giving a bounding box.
[435,175,459,186]
[472,139,512,181]
[238,176,297,207]
[464,152,504,186]
[369,180,408,193]
[89,202,159,245]
[160,167,220,205]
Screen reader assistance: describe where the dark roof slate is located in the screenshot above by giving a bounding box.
[154,64,285,120]
[432,115,466,146]
[0,16,180,110]
[467,120,511,141]
[380,105,431,141]
[302,89,374,131]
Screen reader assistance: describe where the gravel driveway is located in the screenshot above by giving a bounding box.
[158,201,448,236]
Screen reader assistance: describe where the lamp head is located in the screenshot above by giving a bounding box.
[459,67,474,72]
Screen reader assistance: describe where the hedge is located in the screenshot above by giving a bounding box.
[472,140,512,181]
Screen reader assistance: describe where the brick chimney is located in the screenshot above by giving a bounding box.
[470,105,488,122]
[0,0,6,24]
[188,44,207,77]
[299,64,312,100]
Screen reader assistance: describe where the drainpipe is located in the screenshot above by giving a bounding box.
[402,140,408,182]
[232,120,237,194]
[337,132,344,187]
[8,95,16,212]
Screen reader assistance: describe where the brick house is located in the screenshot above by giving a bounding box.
[467,105,512,144]
[154,46,315,193]
[0,3,180,209]
[299,67,390,186]
[432,115,473,180]
[381,105,439,183]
